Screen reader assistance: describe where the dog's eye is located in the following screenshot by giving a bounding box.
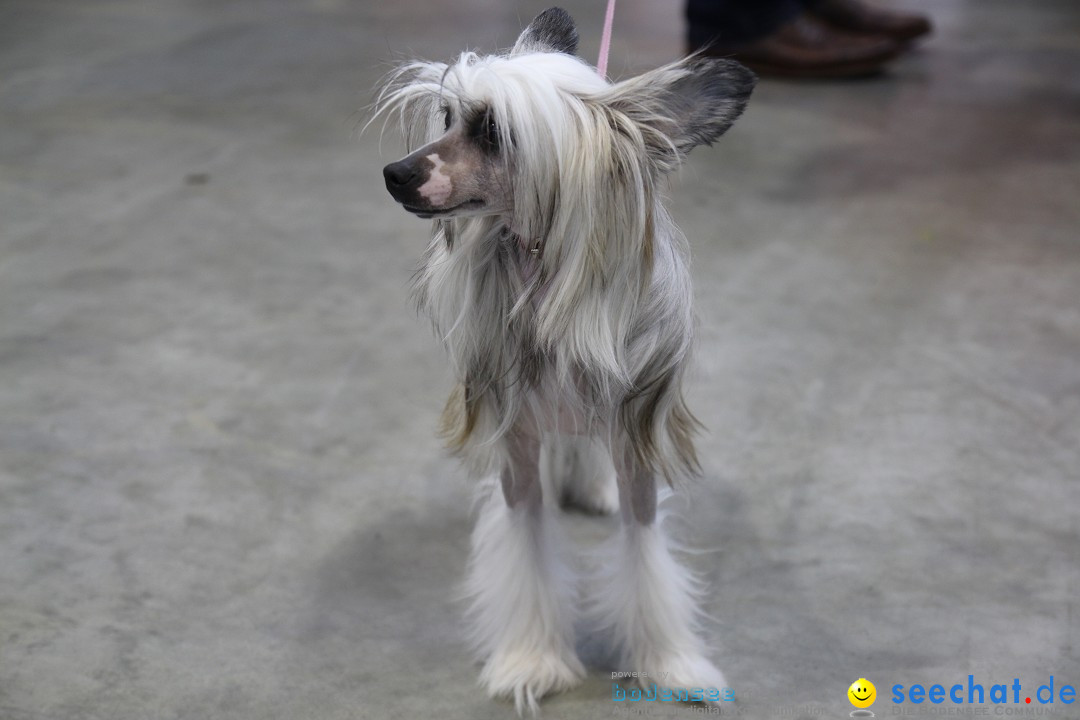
[479,111,499,152]
[442,106,453,131]
[467,109,501,153]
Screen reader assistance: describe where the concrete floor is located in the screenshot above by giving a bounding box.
[1,1,1078,718]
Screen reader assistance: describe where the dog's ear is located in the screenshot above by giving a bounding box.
[605,57,755,166]
[512,7,578,56]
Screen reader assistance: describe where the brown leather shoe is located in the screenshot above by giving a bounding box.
[691,12,903,79]
[810,0,932,43]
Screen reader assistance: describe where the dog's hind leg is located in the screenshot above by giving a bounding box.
[463,428,585,715]
[587,448,728,703]
[542,435,619,516]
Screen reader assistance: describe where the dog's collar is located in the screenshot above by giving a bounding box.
[506,230,542,257]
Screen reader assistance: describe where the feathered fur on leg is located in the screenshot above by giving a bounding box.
[586,452,728,702]
[463,433,584,715]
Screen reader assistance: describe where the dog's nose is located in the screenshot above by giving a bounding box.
[383,160,419,190]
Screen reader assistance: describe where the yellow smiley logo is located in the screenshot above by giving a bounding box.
[848,678,876,709]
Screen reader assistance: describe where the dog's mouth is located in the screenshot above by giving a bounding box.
[402,199,484,219]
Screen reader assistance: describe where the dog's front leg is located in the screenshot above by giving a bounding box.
[463,426,585,715]
[589,448,729,703]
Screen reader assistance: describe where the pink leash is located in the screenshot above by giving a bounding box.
[596,0,617,79]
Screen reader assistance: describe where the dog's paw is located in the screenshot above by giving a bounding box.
[560,471,618,516]
[479,645,586,715]
[636,651,729,705]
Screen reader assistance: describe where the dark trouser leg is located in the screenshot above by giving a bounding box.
[686,0,803,48]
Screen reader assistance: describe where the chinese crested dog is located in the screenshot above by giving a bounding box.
[375,7,754,713]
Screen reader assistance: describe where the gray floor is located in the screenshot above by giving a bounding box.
[2,1,1078,719]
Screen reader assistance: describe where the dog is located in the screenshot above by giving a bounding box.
[375,7,754,713]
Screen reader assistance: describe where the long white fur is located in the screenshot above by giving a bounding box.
[586,500,728,699]
[374,10,753,713]
[463,479,585,714]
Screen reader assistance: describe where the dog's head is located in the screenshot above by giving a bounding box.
[377,7,755,224]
